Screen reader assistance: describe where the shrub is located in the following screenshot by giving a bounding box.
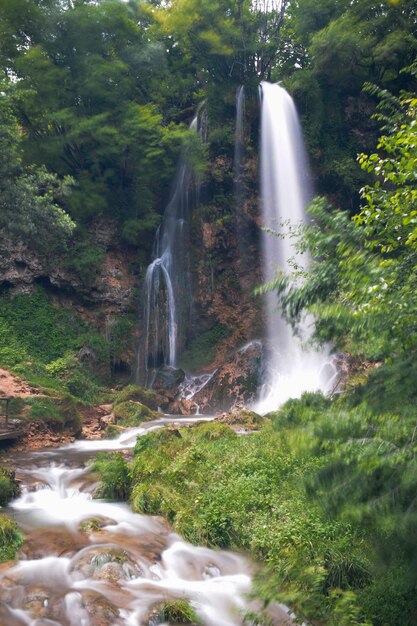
[66,239,105,285]
[0,465,20,507]
[0,515,23,561]
[27,395,82,434]
[151,599,200,624]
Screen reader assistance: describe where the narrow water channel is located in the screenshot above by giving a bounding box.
[0,417,262,626]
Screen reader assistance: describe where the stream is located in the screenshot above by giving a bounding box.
[0,416,293,626]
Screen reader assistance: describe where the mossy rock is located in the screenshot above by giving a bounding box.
[148,599,201,625]
[190,421,237,441]
[112,400,158,426]
[112,385,161,411]
[216,409,269,430]
[102,424,122,439]
[0,465,20,507]
[134,427,182,455]
[0,514,23,561]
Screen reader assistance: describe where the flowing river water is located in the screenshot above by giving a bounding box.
[0,416,293,626]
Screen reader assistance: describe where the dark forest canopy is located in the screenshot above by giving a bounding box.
[0,0,415,249]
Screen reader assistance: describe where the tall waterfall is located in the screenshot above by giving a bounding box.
[255,82,334,413]
[136,118,198,386]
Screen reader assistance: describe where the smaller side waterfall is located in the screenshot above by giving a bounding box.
[137,119,198,386]
[234,85,245,209]
[255,82,336,413]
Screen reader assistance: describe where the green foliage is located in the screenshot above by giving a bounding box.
[0,288,82,366]
[0,516,23,562]
[27,395,82,434]
[281,0,417,210]
[264,80,417,362]
[93,452,131,501]
[269,391,332,428]
[66,239,105,285]
[0,82,75,250]
[0,466,19,507]
[0,286,113,402]
[0,0,198,240]
[130,420,371,623]
[179,324,232,370]
[45,353,101,401]
[152,599,201,624]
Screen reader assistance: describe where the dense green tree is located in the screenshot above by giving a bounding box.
[0,83,75,251]
[282,0,417,210]
[0,0,200,247]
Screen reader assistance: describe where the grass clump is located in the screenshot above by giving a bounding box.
[0,465,20,507]
[27,395,82,434]
[151,599,200,624]
[93,452,131,501]
[0,516,23,561]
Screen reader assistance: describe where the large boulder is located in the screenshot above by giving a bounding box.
[151,367,186,393]
[192,340,263,413]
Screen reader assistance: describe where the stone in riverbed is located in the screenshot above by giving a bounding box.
[79,590,123,626]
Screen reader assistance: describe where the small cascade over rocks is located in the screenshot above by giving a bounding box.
[255,82,336,414]
[0,418,275,626]
[136,118,200,387]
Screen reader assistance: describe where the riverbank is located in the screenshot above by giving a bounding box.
[89,370,417,626]
[0,415,278,626]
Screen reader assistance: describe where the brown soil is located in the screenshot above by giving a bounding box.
[0,368,37,398]
[0,365,113,453]
[79,403,113,440]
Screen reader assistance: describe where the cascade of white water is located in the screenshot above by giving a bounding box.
[255,82,336,413]
[137,119,198,386]
[234,85,245,202]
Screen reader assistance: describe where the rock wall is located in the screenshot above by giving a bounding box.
[0,219,137,322]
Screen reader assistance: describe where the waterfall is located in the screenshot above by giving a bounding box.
[234,85,245,208]
[255,82,335,413]
[137,118,198,386]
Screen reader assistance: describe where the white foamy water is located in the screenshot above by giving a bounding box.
[255,82,337,414]
[0,420,282,626]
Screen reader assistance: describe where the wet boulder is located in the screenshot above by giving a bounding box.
[112,401,159,426]
[215,408,268,431]
[112,385,163,411]
[77,591,123,626]
[192,341,263,413]
[71,546,142,581]
[151,366,186,393]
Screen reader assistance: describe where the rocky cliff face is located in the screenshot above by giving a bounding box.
[187,154,264,371]
[0,152,265,404]
[0,219,137,321]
